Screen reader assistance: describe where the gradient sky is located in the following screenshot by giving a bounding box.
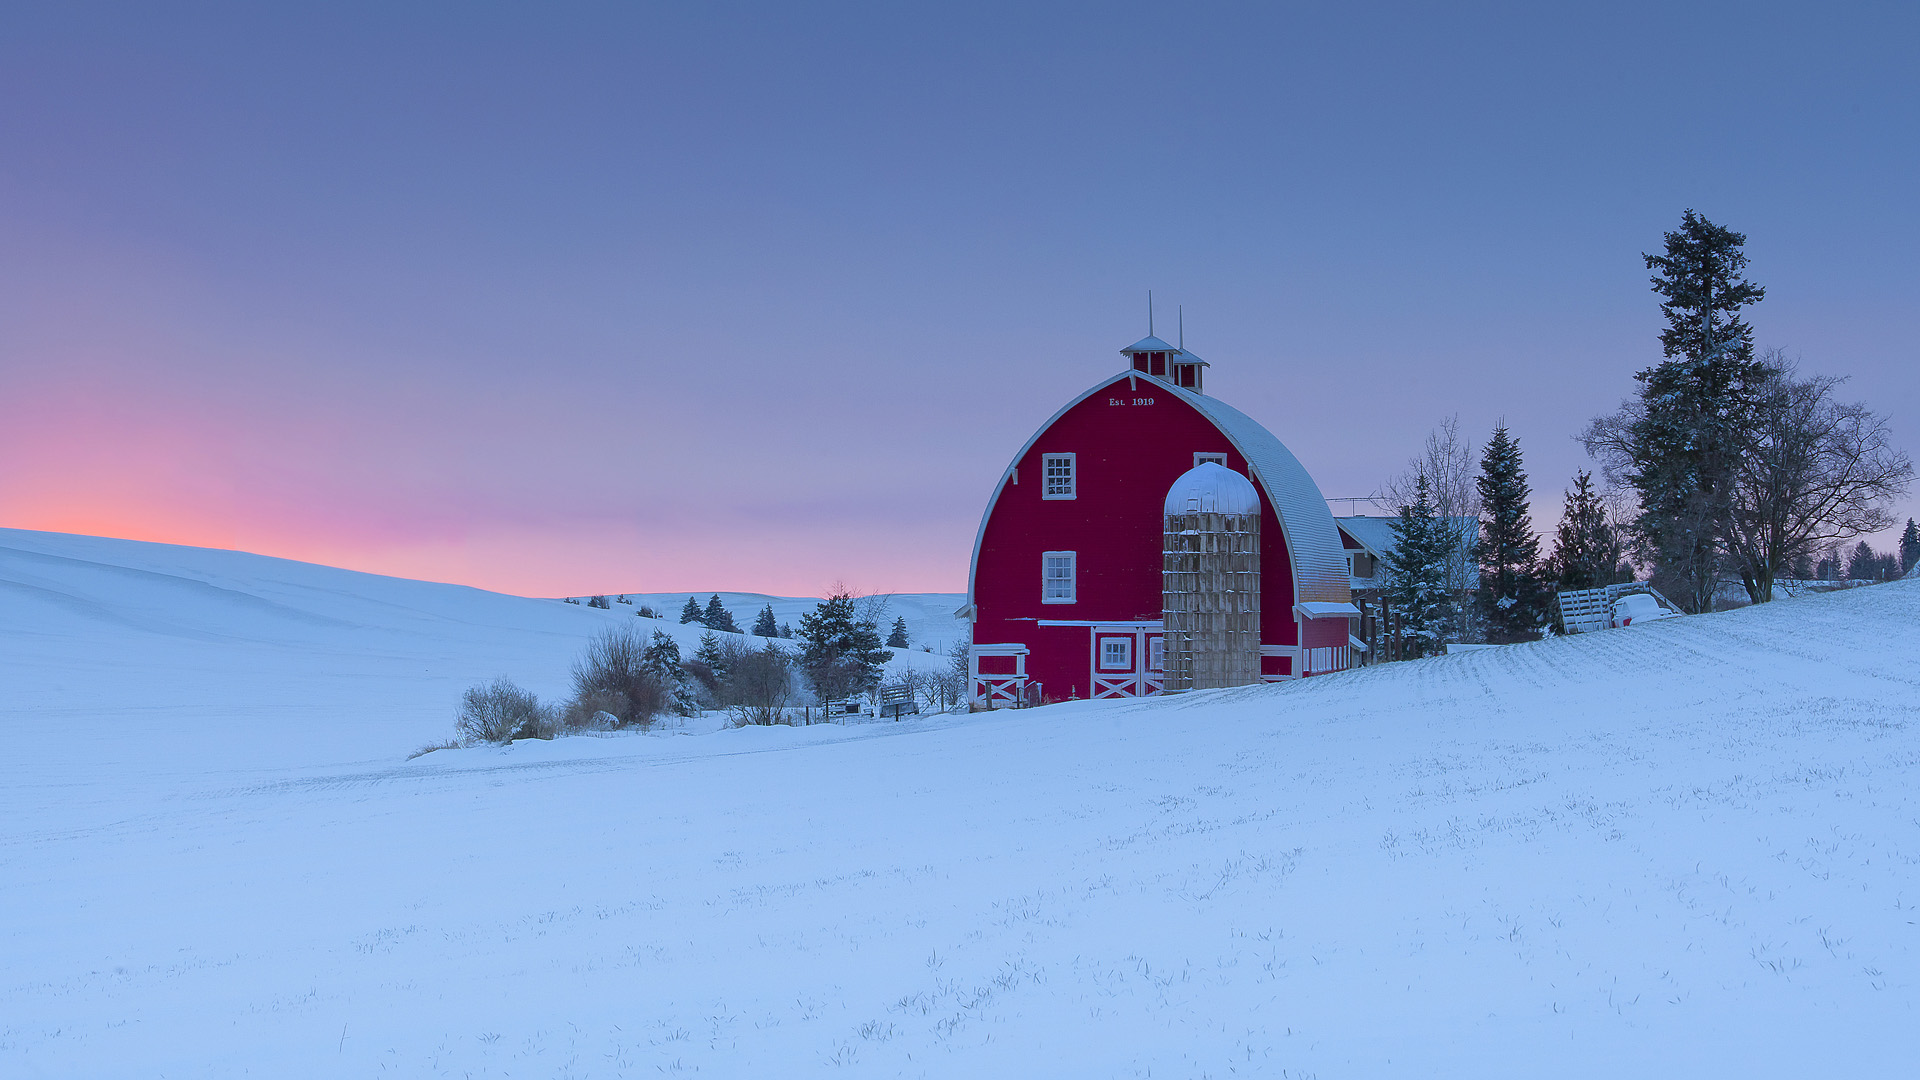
[3,3,1916,596]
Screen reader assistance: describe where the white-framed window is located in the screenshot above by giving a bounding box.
[1101,637,1133,671]
[1147,636,1164,672]
[1041,551,1076,603]
[1042,453,1076,499]
[1194,452,1228,468]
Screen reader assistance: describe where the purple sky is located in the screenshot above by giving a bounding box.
[3,4,1915,596]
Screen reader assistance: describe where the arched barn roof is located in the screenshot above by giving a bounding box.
[964,371,1352,609]
[1168,386,1352,606]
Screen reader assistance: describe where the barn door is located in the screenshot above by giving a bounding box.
[1089,626,1164,698]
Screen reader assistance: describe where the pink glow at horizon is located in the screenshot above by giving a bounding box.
[2,366,971,597]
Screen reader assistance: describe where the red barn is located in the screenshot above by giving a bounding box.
[960,332,1356,706]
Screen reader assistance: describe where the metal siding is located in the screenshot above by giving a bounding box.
[1168,389,1353,607]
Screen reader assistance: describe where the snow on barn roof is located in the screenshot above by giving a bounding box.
[1165,385,1352,607]
[1163,462,1261,517]
[1120,335,1176,354]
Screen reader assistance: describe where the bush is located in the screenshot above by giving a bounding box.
[557,689,627,732]
[571,627,667,728]
[727,640,798,725]
[456,677,556,744]
[588,595,611,609]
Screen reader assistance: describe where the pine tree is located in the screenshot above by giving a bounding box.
[1385,476,1454,659]
[695,631,729,683]
[1846,541,1877,582]
[779,623,793,639]
[1626,210,1767,614]
[1550,471,1621,590]
[1901,519,1920,575]
[797,592,890,701]
[679,596,702,624]
[1472,426,1548,643]
[638,631,698,717]
[701,595,739,633]
[885,616,910,649]
[641,630,683,685]
[752,604,779,638]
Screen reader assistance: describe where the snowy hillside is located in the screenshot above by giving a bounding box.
[604,591,967,654]
[5,529,1920,1076]
[0,529,946,767]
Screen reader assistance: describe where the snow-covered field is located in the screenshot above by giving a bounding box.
[5,528,1919,1077]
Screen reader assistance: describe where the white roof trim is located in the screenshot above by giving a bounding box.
[1295,601,1361,618]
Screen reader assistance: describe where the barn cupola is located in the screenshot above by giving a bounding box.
[1121,334,1177,379]
[1169,348,1207,392]
[1122,300,1210,392]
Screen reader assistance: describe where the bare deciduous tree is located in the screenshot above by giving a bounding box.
[1378,415,1482,640]
[1721,355,1914,603]
[727,640,797,726]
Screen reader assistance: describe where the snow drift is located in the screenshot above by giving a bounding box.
[3,528,1918,1077]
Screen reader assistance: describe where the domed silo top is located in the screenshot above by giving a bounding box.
[1164,462,1261,517]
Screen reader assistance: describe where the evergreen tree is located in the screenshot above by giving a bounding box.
[1789,552,1815,582]
[679,596,702,624]
[752,604,779,638]
[637,629,698,715]
[1385,476,1454,659]
[701,594,740,633]
[1473,425,1548,643]
[885,616,910,649]
[1846,541,1877,582]
[1901,519,1920,575]
[1626,210,1767,614]
[1549,471,1621,590]
[695,631,729,683]
[1816,554,1838,581]
[779,622,793,639]
[796,592,891,701]
[640,630,683,685]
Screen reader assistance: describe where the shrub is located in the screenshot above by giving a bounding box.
[571,627,666,727]
[456,677,556,744]
[727,640,797,725]
[588,595,611,609]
